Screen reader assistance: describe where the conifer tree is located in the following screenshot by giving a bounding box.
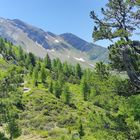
[49,81,53,93]
[75,63,82,79]
[26,52,36,67]
[44,54,51,70]
[33,66,39,80]
[5,109,21,140]
[17,47,24,61]
[81,78,90,101]
[33,67,38,86]
[53,81,62,98]
[95,62,109,80]
[90,0,140,89]
[40,66,47,83]
[63,85,71,105]
[63,62,70,77]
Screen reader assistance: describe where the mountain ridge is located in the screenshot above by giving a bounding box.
[0,17,108,68]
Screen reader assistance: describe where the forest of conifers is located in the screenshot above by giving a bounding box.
[0,0,140,140]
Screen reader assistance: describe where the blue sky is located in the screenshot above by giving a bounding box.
[0,0,112,47]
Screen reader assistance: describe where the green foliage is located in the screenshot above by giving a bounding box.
[0,66,23,139]
[32,65,39,86]
[1,38,140,140]
[95,61,109,80]
[0,132,8,140]
[81,78,90,101]
[49,81,53,93]
[108,39,140,73]
[40,66,47,83]
[62,85,71,105]
[78,120,85,139]
[91,0,140,89]
[6,110,21,140]
[26,52,36,67]
[44,54,52,70]
[75,63,82,79]
[53,81,63,98]
[90,0,137,41]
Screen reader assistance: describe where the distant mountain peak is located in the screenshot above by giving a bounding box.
[60,33,92,51]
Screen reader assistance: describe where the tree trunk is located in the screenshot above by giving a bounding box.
[122,45,140,89]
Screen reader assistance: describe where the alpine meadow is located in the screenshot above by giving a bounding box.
[0,0,140,140]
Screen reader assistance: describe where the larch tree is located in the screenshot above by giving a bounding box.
[63,85,71,105]
[75,63,82,79]
[44,54,51,70]
[40,66,47,83]
[53,81,62,98]
[81,78,90,101]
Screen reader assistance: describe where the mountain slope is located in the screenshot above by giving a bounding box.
[0,17,108,68]
[60,33,92,51]
[60,33,108,62]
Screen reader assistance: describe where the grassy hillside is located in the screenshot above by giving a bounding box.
[0,38,140,140]
[0,58,10,78]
